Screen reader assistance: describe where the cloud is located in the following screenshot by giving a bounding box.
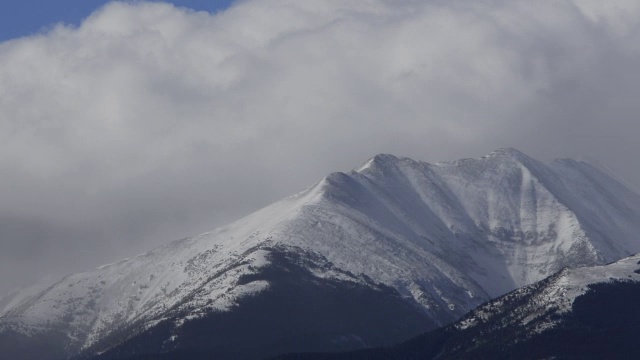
[1,0,640,294]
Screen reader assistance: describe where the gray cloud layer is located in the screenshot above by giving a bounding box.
[1,0,640,295]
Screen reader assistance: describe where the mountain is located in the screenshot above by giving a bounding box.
[278,253,640,360]
[2,148,640,360]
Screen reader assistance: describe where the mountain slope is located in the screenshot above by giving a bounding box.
[2,148,640,359]
[439,253,640,359]
[280,253,640,360]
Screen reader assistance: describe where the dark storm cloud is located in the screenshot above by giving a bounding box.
[1,0,640,296]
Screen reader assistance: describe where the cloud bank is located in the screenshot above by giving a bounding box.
[2,0,640,294]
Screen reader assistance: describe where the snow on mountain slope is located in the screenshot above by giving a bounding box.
[419,253,640,359]
[280,253,640,360]
[2,148,640,359]
[0,275,60,317]
[456,253,640,333]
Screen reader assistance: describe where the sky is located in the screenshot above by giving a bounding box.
[1,0,640,296]
[0,0,234,41]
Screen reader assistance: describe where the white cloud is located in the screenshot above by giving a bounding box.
[2,0,640,293]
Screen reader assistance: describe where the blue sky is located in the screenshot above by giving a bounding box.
[0,0,234,42]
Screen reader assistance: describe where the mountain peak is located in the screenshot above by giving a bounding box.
[490,147,523,155]
[485,147,531,161]
[355,153,402,172]
[434,148,536,169]
[475,148,543,173]
[370,153,401,162]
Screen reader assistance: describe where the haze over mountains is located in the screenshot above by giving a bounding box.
[2,148,640,359]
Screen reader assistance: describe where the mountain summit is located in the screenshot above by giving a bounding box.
[2,149,640,359]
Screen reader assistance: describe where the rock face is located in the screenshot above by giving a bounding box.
[2,148,640,359]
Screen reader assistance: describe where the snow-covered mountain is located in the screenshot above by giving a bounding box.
[2,148,640,360]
